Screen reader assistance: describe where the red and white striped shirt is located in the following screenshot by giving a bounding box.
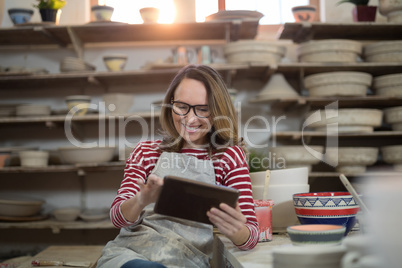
[110,140,259,250]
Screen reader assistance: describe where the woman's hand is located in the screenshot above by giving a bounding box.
[136,174,164,207]
[121,174,163,222]
[207,202,250,246]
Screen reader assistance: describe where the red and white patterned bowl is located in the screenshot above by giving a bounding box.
[293,192,360,235]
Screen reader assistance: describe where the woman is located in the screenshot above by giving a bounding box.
[97,65,258,268]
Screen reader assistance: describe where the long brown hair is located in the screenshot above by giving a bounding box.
[159,64,245,155]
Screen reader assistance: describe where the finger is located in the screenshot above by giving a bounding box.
[219,203,247,224]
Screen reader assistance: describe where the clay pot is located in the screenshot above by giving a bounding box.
[352,6,377,22]
[325,147,379,174]
[379,0,402,16]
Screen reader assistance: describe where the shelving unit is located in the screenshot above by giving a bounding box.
[277,22,402,43]
[267,22,402,178]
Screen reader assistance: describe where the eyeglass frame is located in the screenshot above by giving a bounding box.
[170,99,210,118]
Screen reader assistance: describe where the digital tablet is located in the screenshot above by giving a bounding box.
[153,175,240,224]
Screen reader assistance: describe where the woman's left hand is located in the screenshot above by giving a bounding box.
[207,202,250,246]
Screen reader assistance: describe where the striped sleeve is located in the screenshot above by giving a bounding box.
[109,141,160,228]
[219,146,259,250]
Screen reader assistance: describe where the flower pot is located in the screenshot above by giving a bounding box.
[39,9,61,24]
[352,6,377,22]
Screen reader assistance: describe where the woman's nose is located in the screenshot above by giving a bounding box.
[185,108,198,121]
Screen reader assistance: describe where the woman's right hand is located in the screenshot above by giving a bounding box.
[136,174,164,207]
[120,174,164,223]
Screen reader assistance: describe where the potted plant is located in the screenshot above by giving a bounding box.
[337,0,377,22]
[34,0,67,24]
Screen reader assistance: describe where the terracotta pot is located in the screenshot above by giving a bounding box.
[39,9,61,24]
[352,6,377,22]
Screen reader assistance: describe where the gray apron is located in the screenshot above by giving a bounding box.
[97,152,216,268]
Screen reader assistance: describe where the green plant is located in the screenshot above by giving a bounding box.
[34,0,67,9]
[337,0,369,6]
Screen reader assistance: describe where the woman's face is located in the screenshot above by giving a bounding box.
[172,78,212,148]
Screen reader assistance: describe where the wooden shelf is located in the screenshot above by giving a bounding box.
[0,111,159,125]
[0,21,259,48]
[309,171,400,178]
[249,95,402,109]
[0,162,125,174]
[272,131,402,141]
[277,62,402,77]
[277,22,402,43]
[0,63,253,90]
[0,218,114,233]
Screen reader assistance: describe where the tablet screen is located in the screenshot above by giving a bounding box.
[154,175,239,224]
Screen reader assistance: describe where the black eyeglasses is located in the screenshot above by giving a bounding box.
[171,100,210,118]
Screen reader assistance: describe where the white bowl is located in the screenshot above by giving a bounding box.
[79,208,109,222]
[19,150,49,167]
[52,207,80,221]
[58,146,116,164]
[0,196,45,217]
[103,55,127,71]
[65,95,91,116]
[103,93,134,114]
[139,7,160,23]
[384,106,402,124]
[91,5,114,21]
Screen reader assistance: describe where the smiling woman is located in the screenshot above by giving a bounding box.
[96,0,176,24]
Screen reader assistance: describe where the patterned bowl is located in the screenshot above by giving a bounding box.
[293,192,360,235]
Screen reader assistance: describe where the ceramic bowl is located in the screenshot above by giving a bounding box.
[373,73,402,97]
[0,195,45,217]
[139,7,160,23]
[52,207,80,221]
[18,150,49,167]
[79,208,109,222]
[58,146,116,164]
[91,5,114,21]
[292,5,316,22]
[258,73,299,99]
[65,95,91,116]
[8,8,34,25]
[293,192,360,235]
[273,244,347,268]
[103,93,134,114]
[287,224,346,246]
[364,41,402,62]
[103,55,128,71]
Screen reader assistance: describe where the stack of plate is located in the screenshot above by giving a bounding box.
[305,108,383,133]
[373,73,402,97]
[0,104,19,117]
[223,40,286,65]
[297,39,362,62]
[384,106,402,131]
[304,71,372,97]
[60,57,96,73]
[364,41,402,62]
[16,104,51,117]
